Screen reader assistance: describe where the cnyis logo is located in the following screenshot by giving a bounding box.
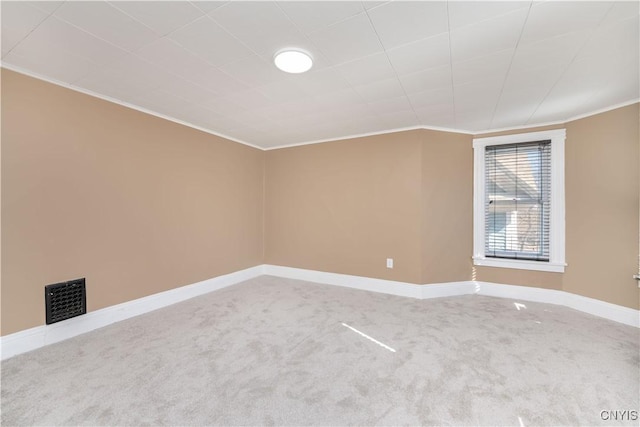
[600,410,639,421]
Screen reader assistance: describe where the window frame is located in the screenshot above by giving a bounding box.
[473,129,566,273]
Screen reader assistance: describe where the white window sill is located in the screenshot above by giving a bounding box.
[473,257,566,273]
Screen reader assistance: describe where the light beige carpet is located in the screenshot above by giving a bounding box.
[1,275,638,426]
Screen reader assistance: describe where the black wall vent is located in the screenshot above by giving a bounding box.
[45,278,86,324]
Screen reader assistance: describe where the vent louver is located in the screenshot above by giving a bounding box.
[45,278,86,324]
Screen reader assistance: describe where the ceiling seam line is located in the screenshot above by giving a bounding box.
[3,1,64,59]
[105,7,253,98]
[188,0,213,15]
[524,3,616,125]
[362,5,421,125]
[204,7,327,140]
[273,1,349,85]
[488,1,534,130]
[51,12,148,57]
[273,0,364,102]
[104,1,172,39]
[112,0,234,47]
[200,14,267,70]
[158,12,282,142]
[299,6,368,37]
[256,2,342,142]
[38,14,144,86]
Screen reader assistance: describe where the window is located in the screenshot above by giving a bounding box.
[473,129,566,272]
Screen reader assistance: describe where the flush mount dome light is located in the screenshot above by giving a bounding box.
[274,49,313,73]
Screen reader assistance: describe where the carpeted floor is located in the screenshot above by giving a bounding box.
[1,275,638,426]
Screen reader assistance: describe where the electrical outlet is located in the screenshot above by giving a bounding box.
[386,258,393,269]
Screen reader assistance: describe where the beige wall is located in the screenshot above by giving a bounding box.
[420,130,473,284]
[265,105,639,309]
[474,104,640,309]
[265,131,424,283]
[2,68,638,337]
[563,104,639,309]
[1,70,264,335]
[264,128,474,286]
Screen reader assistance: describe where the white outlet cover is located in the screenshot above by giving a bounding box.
[386,258,394,269]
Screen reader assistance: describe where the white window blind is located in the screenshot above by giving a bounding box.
[484,140,551,261]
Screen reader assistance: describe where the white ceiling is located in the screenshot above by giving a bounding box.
[1,1,638,149]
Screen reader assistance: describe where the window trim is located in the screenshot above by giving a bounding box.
[473,129,566,273]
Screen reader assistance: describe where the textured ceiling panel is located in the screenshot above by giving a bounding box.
[1,1,638,148]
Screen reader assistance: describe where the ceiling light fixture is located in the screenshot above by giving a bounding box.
[274,49,313,73]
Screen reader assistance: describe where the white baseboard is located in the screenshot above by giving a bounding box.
[559,290,640,328]
[474,281,639,327]
[0,265,264,360]
[2,264,637,360]
[263,265,639,328]
[422,281,475,298]
[263,264,424,299]
[475,281,566,304]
